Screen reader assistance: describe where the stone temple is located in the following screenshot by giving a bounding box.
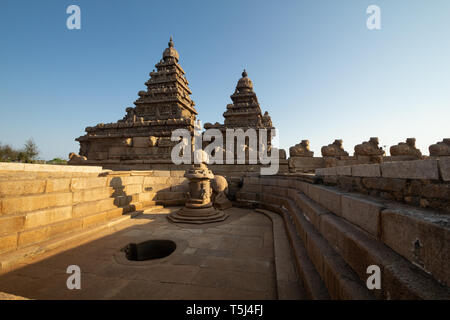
[0,38,449,301]
[74,37,197,165]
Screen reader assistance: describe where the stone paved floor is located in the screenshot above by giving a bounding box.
[0,207,304,299]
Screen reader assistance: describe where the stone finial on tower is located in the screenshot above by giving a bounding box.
[242,69,248,78]
[169,36,174,47]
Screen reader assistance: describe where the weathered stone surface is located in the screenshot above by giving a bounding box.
[0,215,26,235]
[321,167,337,176]
[354,137,385,157]
[72,198,115,218]
[17,227,48,247]
[24,206,72,230]
[341,195,385,238]
[438,156,450,181]
[381,207,450,287]
[429,138,450,156]
[68,152,87,164]
[351,164,381,177]
[0,234,17,254]
[336,166,351,176]
[71,177,107,191]
[381,159,439,180]
[73,187,113,204]
[290,140,314,157]
[321,139,349,157]
[307,185,343,216]
[0,180,46,197]
[390,138,422,158]
[0,162,102,173]
[45,179,71,193]
[1,193,73,215]
[361,177,406,192]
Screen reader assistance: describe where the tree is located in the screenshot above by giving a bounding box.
[23,138,39,162]
[0,143,18,162]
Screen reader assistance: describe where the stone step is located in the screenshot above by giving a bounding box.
[0,211,136,274]
[236,184,450,299]
[255,208,327,300]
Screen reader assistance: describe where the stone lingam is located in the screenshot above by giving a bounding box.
[168,156,229,224]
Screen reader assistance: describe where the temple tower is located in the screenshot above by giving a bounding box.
[74,37,197,164]
[204,70,275,162]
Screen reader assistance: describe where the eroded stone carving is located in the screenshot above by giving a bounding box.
[354,137,385,157]
[321,139,349,157]
[68,152,87,164]
[390,138,422,158]
[429,138,450,156]
[290,140,314,157]
[211,175,232,210]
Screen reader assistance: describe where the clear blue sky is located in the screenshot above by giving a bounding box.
[1,0,449,160]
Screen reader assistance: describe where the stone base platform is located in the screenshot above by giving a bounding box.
[0,207,305,300]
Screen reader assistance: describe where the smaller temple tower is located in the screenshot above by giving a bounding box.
[204,70,275,162]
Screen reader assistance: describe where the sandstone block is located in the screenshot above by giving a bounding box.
[242,183,262,193]
[352,164,381,177]
[381,159,439,180]
[322,167,337,176]
[45,179,71,193]
[153,170,171,177]
[0,215,26,236]
[295,193,328,230]
[24,206,72,229]
[48,218,82,237]
[82,212,108,228]
[0,180,46,197]
[1,193,72,215]
[73,187,113,204]
[132,137,150,147]
[136,192,157,202]
[72,198,115,217]
[143,176,168,185]
[170,170,185,177]
[0,234,18,254]
[438,157,450,181]
[123,184,142,195]
[381,207,450,287]
[17,227,48,247]
[336,166,352,176]
[315,168,325,176]
[307,185,343,216]
[71,177,107,191]
[105,207,125,220]
[341,195,385,238]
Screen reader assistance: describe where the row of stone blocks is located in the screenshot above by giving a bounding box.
[0,171,188,261]
[316,158,450,181]
[237,176,449,299]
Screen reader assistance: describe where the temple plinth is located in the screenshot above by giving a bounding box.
[167,162,228,224]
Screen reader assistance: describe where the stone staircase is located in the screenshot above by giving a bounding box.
[237,176,450,299]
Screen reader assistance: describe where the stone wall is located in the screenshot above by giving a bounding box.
[236,173,450,299]
[0,163,188,272]
[315,158,450,213]
[64,160,289,198]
